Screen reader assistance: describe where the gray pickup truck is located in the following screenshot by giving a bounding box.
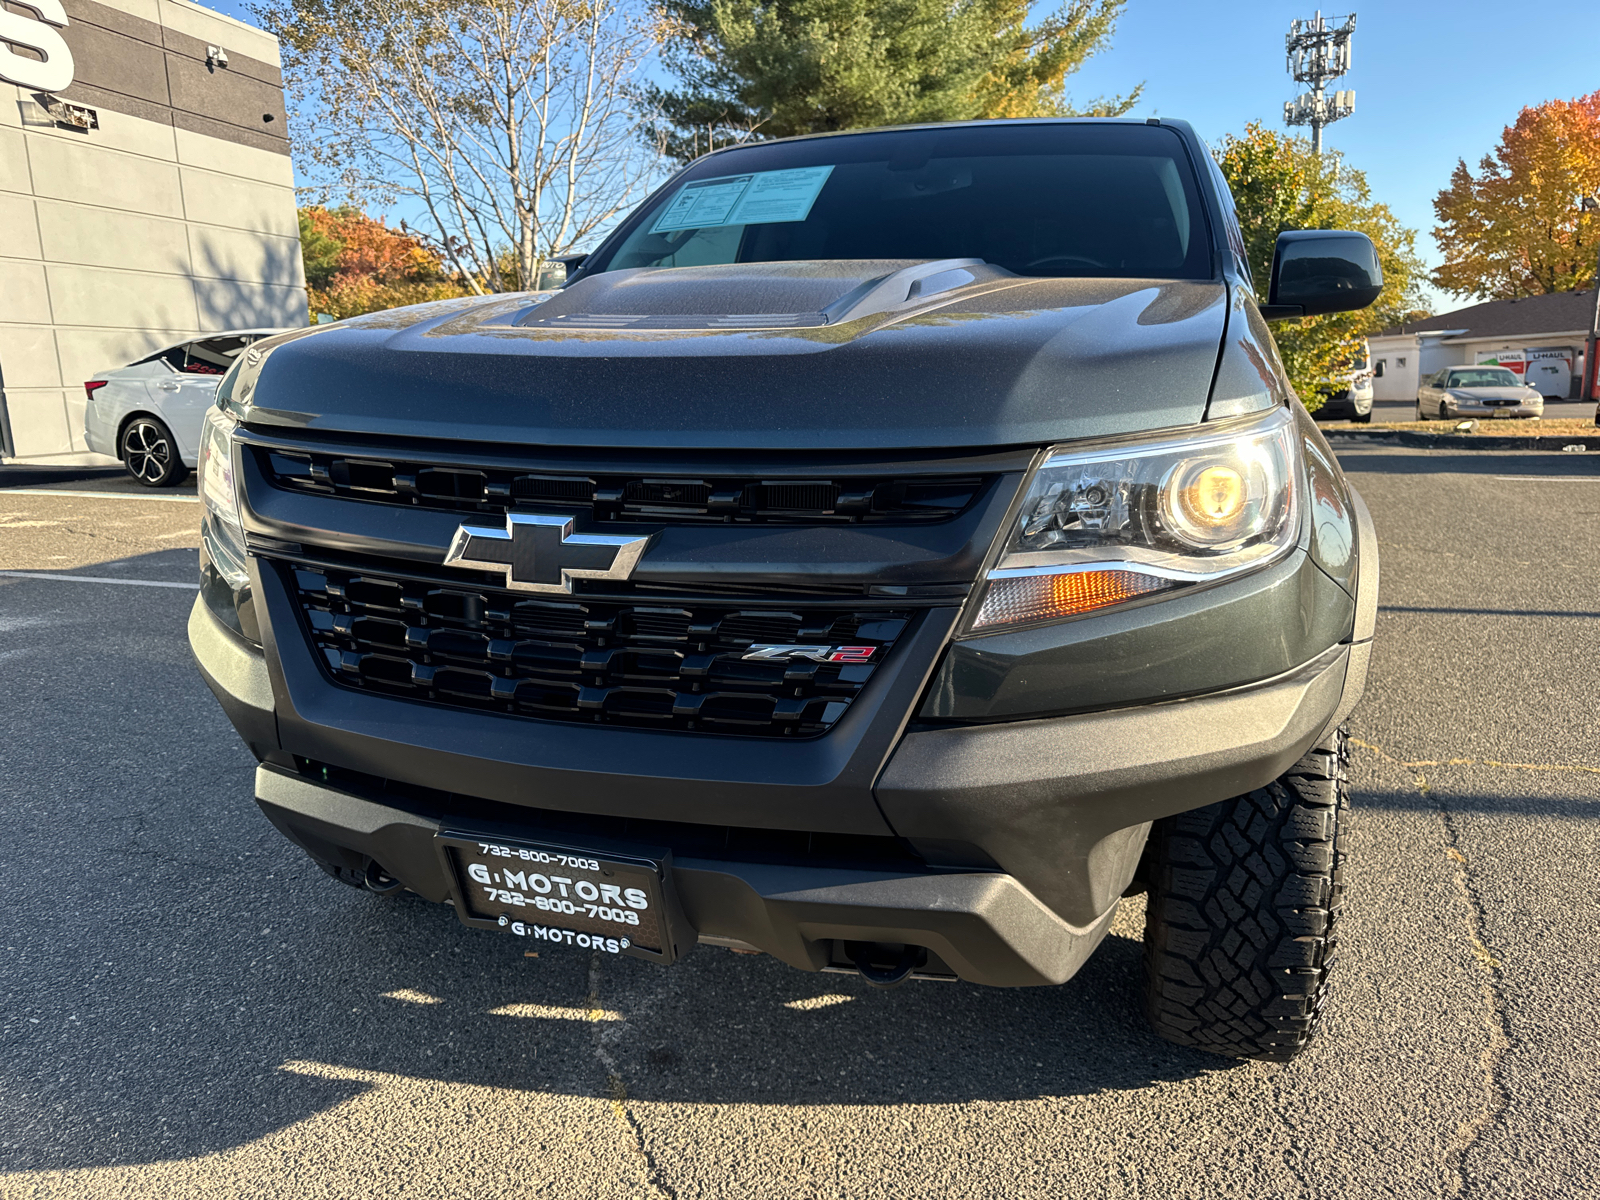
[190,117,1379,1061]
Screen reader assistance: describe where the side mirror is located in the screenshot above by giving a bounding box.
[1373,360,1385,378]
[1261,230,1383,321]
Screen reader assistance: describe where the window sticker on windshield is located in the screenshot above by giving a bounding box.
[651,175,754,232]
[651,166,834,233]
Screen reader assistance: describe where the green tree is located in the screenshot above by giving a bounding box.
[1216,123,1426,412]
[646,0,1138,162]
[297,209,345,291]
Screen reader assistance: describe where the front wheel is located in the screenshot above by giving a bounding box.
[1352,406,1373,425]
[1141,726,1347,1061]
[121,417,185,487]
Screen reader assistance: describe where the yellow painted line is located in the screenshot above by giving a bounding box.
[1350,738,1600,779]
[379,989,443,1005]
[490,1003,623,1022]
[784,994,855,1011]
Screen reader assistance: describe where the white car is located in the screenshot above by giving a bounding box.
[83,329,291,486]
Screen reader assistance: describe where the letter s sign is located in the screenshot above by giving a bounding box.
[0,0,75,93]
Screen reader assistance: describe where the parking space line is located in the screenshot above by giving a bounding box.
[0,571,193,589]
[0,488,199,503]
[1491,476,1600,482]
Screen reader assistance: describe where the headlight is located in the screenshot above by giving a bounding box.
[970,407,1300,631]
[197,401,259,644]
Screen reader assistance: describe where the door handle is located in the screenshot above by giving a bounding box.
[158,380,181,391]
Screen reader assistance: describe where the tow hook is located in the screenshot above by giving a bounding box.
[364,860,403,895]
[844,941,927,989]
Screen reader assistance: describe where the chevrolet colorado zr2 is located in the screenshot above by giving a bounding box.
[190,118,1380,1061]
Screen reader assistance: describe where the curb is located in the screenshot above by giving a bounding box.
[1322,429,1600,452]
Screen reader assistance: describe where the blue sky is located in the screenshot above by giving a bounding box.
[1065,0,1600,310]
[201,0,1600,314]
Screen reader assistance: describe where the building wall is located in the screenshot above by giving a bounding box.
[0,0,304,463]
[1368,335,1420,401]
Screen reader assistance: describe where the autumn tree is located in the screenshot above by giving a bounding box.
[1433,90,1600,300]
[645,0,1139,162]
[255,0,660,293]
[299,206,471,320]
[1216,124,1425,411]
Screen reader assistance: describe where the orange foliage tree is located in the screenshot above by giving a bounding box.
[1433,90,1600,300]
[299,205,471,320]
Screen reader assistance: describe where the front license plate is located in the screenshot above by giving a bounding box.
[1492,409,1513,418]
[436,832,674,962]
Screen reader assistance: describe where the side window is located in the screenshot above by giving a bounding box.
[183,336,251,375]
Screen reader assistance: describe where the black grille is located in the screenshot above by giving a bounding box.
[262,448,983,526]
[283,563,912,737]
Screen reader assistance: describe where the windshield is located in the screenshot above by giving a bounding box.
[1449,368,1519,388]
[590,123,1211,280]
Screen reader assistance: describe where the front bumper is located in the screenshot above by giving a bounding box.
[1314,389,1372,420]
[193,590,1369,989]
[1443,401,1543,418]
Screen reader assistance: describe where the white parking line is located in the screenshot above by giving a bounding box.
[0,571,193,589]
[0,488,199,503]
[1492,476,1600,482]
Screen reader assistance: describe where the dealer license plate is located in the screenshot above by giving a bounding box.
[436,832,673,962]
[1491,409,1513,418]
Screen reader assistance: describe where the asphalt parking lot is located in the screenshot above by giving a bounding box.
[1,449,1597,1199]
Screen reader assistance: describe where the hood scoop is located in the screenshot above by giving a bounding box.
[515,259,995,331]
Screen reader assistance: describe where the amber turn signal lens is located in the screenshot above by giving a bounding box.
[973,569,1172,629]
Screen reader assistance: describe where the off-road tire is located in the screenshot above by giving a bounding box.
[1141,726,1347,1062]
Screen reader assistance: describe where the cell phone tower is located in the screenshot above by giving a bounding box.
[1284,11,1357,155]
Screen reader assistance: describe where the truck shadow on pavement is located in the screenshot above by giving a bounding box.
[1,870,1233,1174]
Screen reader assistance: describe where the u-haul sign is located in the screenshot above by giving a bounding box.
[0,0,75,93]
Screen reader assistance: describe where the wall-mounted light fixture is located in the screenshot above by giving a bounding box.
[31,91,97,130]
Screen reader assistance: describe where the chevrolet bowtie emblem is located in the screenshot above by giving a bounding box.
[442,513,653,594]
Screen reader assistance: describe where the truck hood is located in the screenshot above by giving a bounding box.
[241,260,1228,451]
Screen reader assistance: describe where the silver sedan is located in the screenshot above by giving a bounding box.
[1415,366,1544,421]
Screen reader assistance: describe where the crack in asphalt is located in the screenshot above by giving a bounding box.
[1349,738,1512,1197]
[585,954,677,1200]
[1434,805,1511,1198]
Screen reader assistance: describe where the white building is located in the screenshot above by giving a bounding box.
[1369,290,1597,403]
[0,0,304,465]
